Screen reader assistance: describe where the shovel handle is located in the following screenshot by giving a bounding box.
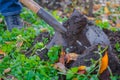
[20,0,67,33]
[20,0,41,13]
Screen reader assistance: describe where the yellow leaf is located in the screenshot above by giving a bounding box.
[99,51,108,74]
[95,20,102,24]
[104,6,110,15]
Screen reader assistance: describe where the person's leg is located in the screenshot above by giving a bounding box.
[0,0,22,16]
[0,0,23,31]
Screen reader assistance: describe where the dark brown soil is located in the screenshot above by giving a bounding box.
[104,29,120,59]
[62,10,120,76]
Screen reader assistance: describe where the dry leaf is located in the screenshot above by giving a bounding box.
[54,62,66,73]
[116,24,120,28]
[93,4,101,11]
[87,17,95,21]
[99,51,108,74]
[5,41,13,44]
[66,53,79,63]
[72,78,78,80]
[16,41,23,47]
[95,20,102,24]
[59,50,66,64]
[78,70,86,74]
[106,1,110,6]
[104,6,110,15]
[78,66,86,74]
[0,50,6,56]
[78,66,86,71]
[4,68,11,74]
[40,28,48,32]
[112,4,119,8]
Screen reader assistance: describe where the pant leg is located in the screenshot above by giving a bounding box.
[0,0,22,16]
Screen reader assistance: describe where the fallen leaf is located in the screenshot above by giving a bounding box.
[72,78,78,80]
[5,41,13,44]
[54,62,66,73]
[104,6,110,15]
[99,51,108,74]
[4,68,11,74]
[78,66,86,74]
[40,28,48,32]
[93,4,101,11]
[78,66,86,71]
[66,53,79,63]
[0,50,6,56]
[112,4,119,8]
[16,41,23,47]
[116,24,120,28]
[59,50,66,64]
[78,70,86,74]
[106,1,110,6]
[95,20,102,24]
[87,17,95,21]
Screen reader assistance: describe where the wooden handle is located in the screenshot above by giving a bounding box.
[20,0,41,13]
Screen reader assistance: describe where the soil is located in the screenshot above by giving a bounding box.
[30,10,120,79]
[62,10,120,76]
[104,29,120,58]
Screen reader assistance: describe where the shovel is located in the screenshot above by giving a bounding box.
[20,0,67,49]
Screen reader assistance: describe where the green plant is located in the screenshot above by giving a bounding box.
[47,45,61,63]
[115,42,120,52]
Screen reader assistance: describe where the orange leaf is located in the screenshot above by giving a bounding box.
[93,4,101,11]
[78,66,86,71]
[99,51,108,74]
[116,24,120,28]
[65,53,79,63]
[78,66,86,74]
